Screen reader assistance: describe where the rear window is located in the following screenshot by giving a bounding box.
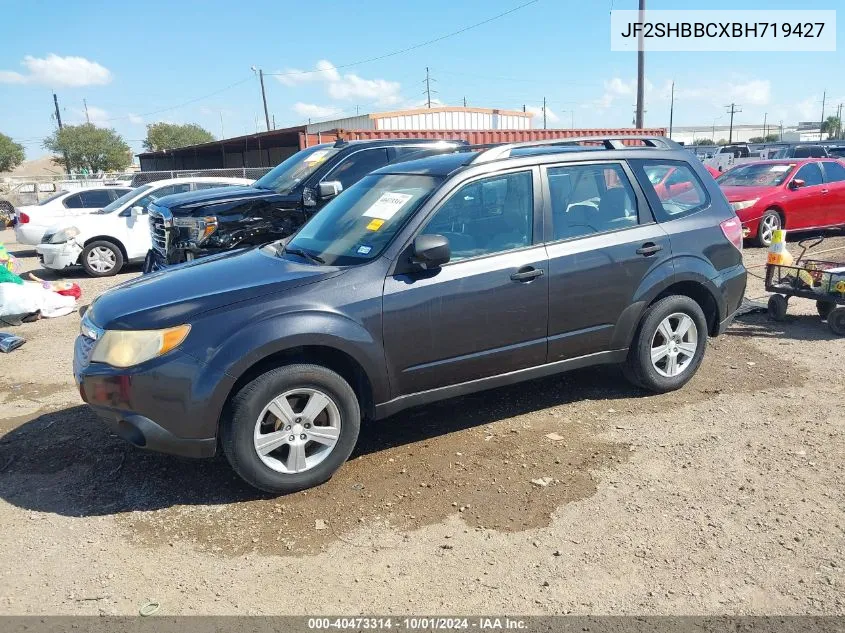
[631,160,709,221]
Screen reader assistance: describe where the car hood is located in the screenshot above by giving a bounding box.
[155,185,299,216]
[89,247,345,330]
[719,185,778,202]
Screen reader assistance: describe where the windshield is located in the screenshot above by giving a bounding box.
[282,173,442,266]
[37,191,67,206]
[99,184,153,213]
[253,145,341,194]
[717,163,794,187]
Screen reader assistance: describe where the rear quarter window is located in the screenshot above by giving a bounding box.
[630,160,709,222]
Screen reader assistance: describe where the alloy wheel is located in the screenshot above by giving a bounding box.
[253,388,342,474]
[760,214,780,245]
[650,312,699,378]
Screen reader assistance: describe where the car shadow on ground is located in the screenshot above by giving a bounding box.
[0,364,644,517]
[734,311,843,342]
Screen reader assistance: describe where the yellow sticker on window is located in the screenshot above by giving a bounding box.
[366,218,385,231]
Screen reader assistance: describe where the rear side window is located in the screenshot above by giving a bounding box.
[822,161,845,182]
[793,163,823,186]
[63,193,84,208]
[80,189,115,208]
[546,163,638,241]
[632,160,708,221]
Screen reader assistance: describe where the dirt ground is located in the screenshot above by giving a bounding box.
[0,226,843,616]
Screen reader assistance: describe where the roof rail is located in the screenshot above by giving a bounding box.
[469,136,683,164]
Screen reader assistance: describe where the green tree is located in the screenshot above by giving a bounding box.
[764,133,779,142]
[693,138,715,145]
[716,138,729,145]
[43,123,131,172]
[748,136,765,143]
[143,122,215,151]
[821,115,841,139]
[0,132,25,173]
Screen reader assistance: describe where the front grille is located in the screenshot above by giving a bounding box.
[148,205,172,256]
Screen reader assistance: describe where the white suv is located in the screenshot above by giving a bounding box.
[36,177,253,277]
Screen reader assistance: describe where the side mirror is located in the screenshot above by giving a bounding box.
[318,180,343,200]
[411,234,450,270]
[789,178,805,190]
[130,205,145,216]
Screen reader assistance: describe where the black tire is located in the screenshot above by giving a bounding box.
[80,240,124,277]
[767,294,788,321]
[623,295,709,393]
[221,363,360,494]
[816,300,836,319]
[755,209,782,248]
[828,307,845,336]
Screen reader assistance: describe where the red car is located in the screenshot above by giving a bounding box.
[716,158,845,246]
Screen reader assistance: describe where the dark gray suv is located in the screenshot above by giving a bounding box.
[74,136,747,493]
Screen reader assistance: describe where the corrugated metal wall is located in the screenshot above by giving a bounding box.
[300,128,668,148]
[306,115,374,133]
[374,110,531,131]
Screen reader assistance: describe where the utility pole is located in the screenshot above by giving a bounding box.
[220,112,224,138]
[522,104,526,112]
[543,96,547,130]
[250,66,271,132]
[668,80,675,138]
[763,112,767,139]
[425,67,433,108]
[463,96,467,107]
[837,103,843,139]
[819,90,826,140]
[635,0,645,128]
[272,114,276,130]
[53,93,63,129]
[779,120,783,142]
[724,103,742,144]
[53,93,69,175]
[83,98,90,124]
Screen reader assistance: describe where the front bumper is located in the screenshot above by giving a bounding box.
[36,241,82,270]
[74,334,233,459]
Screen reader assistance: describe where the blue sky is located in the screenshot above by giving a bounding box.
[1,0,842,160]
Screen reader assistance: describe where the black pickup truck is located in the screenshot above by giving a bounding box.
[143,138,464,272]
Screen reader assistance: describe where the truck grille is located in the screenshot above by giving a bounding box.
[148,205,173,256]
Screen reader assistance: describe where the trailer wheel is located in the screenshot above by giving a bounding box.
[828,307,845,336]
[816,300,836,320]
[767,294,788,322]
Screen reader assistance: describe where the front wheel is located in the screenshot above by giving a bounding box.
[828,307,845,336]
[817,300,836,319]
[80,240,124,277]
[623,295,708,393]
[221,364,361,494]
[755,210,782,248]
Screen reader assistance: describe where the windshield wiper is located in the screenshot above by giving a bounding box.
[283,245,325,265]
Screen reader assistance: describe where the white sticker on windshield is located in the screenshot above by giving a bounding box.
[362,192,413,220]
[357,245,372,255]
[304,149,330,164]
[770,165,791,172]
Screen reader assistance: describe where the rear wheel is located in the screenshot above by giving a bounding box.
[623,295,708,393]
[828,307,845,336]
[755,210,781,247]
[221,363,360,494]
[81,240,124,277]
[816,300,836,319]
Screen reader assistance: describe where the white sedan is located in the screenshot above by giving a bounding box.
[37,177,254,276]
[14,186,132,245]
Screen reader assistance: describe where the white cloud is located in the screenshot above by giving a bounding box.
[727,79,770,106]
[71,105,110,127]
[0,54,112,87]
[275,59,402,107]
[525,105,559,124]
[593,77,640,109]
[292,102,344,119]
[127,113,144,125]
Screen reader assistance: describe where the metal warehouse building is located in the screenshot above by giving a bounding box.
[137,105,664,172]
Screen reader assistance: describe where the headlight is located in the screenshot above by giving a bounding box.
[730,199,758,211]
[43,227,80,244]
[90,324,191,368]
[173,216,218,244]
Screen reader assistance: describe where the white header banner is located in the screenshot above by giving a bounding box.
[610,10,836,52]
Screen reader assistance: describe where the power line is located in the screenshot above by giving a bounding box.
[265,0,540,79]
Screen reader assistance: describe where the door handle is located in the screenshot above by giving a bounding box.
[510,267,544,282]
[822,188,829,194]
[636,242,663,256]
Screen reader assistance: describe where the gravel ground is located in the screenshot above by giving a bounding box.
[0,227,844,615]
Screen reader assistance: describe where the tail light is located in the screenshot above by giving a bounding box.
[720,216,743,252]
[19,212,29,224]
